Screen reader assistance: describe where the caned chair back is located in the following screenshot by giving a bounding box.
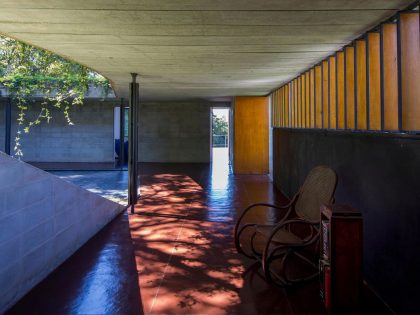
[294,166,337,222]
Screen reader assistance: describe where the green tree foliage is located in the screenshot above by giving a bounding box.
[212,114,228,135]
[0,35,111,157]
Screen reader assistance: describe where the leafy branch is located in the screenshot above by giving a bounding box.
[0,35,112,157]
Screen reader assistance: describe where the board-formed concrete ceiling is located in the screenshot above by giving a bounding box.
[0,0,415,100]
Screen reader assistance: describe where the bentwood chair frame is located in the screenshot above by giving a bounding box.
[234,165,337,287]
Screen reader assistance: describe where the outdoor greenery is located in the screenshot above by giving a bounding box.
[212,114,228,136]
[212,113,229,147]
[0,35,111,157]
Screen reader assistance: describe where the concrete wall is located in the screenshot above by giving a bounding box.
[0,98,115,163]
[1,98,227,164]
[139,101,211,163]
[272,128,420,314]
[0,152,124,313]
[0,100,5,152]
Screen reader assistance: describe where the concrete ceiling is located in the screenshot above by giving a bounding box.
[0,0,414,100]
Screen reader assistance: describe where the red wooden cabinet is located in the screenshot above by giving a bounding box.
[320,204,363,314]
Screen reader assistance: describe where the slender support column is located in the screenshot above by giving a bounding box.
[119,97,125,167]
[5,98,11,155]
[128,74,139,213]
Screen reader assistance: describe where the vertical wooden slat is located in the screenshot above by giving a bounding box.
[294,79,297,128]
[295,79,298,128]
[286,83,290,127]
[367,32,382,131]
[298,75,302,128]
[302,74,306,128]
[291,81,295,128]
[278,89,280,127]
[276,90,279,127]
[283,86,286,127]
[272,90,276,127]
[291,80,294,128]
[279,88,283,127]
[315,65,323,128]
[271,92,274,127]
[295,78,298,128]
[329,56,337,129]
[382,23,399,131]
[277,89,280,128]
[285,84,288,127]
[322,60,329,129]
[310,68,315,128]
[291,81,294,128]
[337,51,346,129]
[346,46,356,129]
[356,39,367,130]
[282,86,286,127]
[278,87,281,126]
[278,88,281,127]
[399,12,420,132]
[297,76,301,128]
[276,89,279,127]
[305,71,310,128]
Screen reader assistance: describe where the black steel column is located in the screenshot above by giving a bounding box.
[128,73,139,213]
[119,97,125,167]
[5,98,11,155]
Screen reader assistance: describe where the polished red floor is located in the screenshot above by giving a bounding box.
[129,169,296,315]
[7,211,143,315]
[7,160,390,314]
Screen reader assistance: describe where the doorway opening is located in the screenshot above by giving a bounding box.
[114,106,129,166]
[211,108,230,169]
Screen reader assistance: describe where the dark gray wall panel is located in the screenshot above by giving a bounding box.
[273,128,420,314]
[139,101,211,163]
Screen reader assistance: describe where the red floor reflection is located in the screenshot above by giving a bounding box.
[129,172,295,315]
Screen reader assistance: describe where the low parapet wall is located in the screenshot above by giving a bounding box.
[0,152,124,313]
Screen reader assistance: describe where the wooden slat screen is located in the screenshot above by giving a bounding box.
[310,68,315,128]
[269,9,418,134]
[367,32,382,131]
[305,71,310,128]
[382,23,399,131]
[329,56,337,129]
[346,46,356,129]
[322,60,329,128]
[356,39,367,130]
[337,51,346,129]
[399,12,420,132]
[315,65,323,128]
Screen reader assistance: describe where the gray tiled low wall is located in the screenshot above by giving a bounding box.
[0,152,124,313]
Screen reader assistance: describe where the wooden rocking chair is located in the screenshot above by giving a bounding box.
[234,165,337,286]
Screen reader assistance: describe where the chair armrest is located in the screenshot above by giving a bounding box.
[234,194,298,235]
[264,219,319,246]
[233,194,299,254]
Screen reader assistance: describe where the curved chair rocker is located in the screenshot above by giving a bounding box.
[234,165,337,287]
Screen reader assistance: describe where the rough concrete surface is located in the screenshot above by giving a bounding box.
[0,99,116,162]
[139,101,211,163]
[0,1,413,100]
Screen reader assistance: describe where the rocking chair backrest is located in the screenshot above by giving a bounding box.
[294,166,337,222]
